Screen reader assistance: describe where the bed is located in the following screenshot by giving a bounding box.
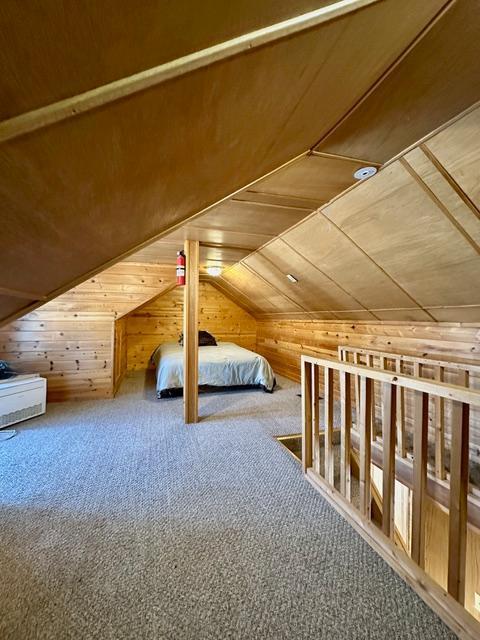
[151,342,276,398]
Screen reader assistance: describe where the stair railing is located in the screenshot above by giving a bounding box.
[301,354,480,639]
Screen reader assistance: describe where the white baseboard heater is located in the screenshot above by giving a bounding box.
[0,375,47,428]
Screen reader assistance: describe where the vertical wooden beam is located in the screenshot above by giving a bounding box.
[434,365,446,480]
[411,390,429,568]
[359,376,372,519]
[382,382,397,539]
[353,352,361,427]
[183,239,199,424]
[448,401,470,605]
[395,358,406,457]
[324,367,335,485]
[340,370,352,500]
[312,364,320,474]
[302,360,313,473]
[366,354,376,441]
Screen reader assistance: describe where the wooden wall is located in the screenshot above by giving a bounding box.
[0,263,175,401]
[256,319,480,382]
[126,282,257,371]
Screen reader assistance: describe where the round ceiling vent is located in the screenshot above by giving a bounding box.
[354,166,377,180]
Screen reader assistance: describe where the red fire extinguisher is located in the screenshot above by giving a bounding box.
[176,250,186,286]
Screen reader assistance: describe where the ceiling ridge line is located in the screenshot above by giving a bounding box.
[278,236,379,319]
[311,0,457,157]
[315,210,437,321]
[0,0,379,144]
[419,144,480,223]
[204,278,258,317]
[214,275,263,314]
[399,157,480,256]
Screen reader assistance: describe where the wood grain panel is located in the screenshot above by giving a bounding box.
[256,319,480,382]
[246,239,364,312]
[221,264,300,313]
[126,282,256,371]
[0,1,443,325]
[0,0,336,118]
[249,154,365,204]
[0,262,175,400]
[316,0,480,163]
[283,212,418,310]
[322,161,480,308]
[424,105,480,211]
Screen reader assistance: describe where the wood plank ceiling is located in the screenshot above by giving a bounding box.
[0,0,454,325]
[217,103,480,322]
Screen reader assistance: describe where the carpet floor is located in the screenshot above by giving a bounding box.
[0,372,456,639]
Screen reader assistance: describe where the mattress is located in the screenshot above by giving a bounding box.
[151,342,275,398]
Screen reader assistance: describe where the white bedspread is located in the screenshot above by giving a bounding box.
[151,342,275,396]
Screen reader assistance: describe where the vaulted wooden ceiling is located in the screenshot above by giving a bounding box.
[1,0,479,326]
[217,103,480,322]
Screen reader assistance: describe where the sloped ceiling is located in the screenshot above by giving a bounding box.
[0,0,453,325]
[219,103,480,322]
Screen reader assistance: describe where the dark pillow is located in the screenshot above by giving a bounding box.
[178,331,217,347]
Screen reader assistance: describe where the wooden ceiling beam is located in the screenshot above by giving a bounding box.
[0,0,379,145]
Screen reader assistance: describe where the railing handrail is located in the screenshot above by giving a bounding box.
[338,345,480,373]
[301,354,480,406]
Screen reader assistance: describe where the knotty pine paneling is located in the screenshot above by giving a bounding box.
[0,263,176,401]
[256,319,480,382]
[126,282,257,370]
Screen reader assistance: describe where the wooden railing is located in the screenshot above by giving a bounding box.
[301,354,480,639]
[338,345,480,482]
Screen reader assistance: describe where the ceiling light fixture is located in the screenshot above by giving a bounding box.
[206,266,222,277]
[286,274,298,283]
[354,166,377,180]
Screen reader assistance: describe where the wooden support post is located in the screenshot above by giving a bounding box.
[411,390,429,568]
[359,376,372,519]
[434,365,446,480]
[312,364,320,474]
[324,367,335,485]
[382,382,397,539]
[340,370,352,500]
[366,354,376,441]
[183,239,199,424]
[396,359,406,457]
[302,360,313,473]
[448,401,470,605]
[353,352,361,427]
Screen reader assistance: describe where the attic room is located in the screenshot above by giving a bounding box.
[1,1,480,638]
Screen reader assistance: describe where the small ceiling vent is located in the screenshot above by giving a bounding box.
[354,166,377,180]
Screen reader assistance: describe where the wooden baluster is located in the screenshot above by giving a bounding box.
[395,358,406,457]
[312,364,320,475]
[324,367,334,486]
[434,365,446,480]
[382,382,397,539]
[359,376,372,519]
[302,360,313,473]
[353,352,361,428]
[411,390,428,568]
[447,400,470,604]
[366,354,376,442]
[340,370,352,501]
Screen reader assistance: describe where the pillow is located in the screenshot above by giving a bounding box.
[178,331,217,347]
